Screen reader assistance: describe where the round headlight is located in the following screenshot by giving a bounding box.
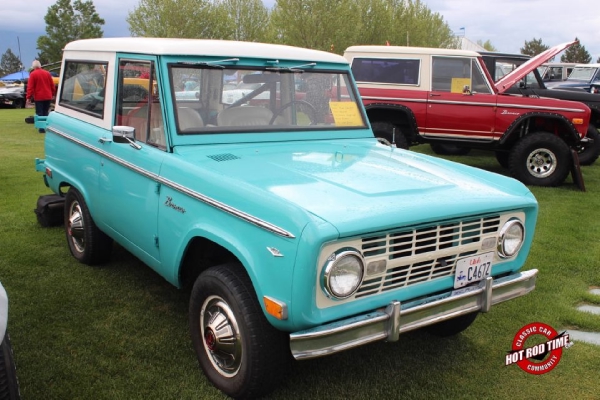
[322,249,364,299]
[497,219,525,258]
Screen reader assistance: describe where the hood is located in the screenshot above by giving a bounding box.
[495,41,576,94]
[174,140,535,237]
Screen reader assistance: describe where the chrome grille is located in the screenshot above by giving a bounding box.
[355,215,501,298]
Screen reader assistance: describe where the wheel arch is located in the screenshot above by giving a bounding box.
[499,112,583,149]
[364,103,420,143]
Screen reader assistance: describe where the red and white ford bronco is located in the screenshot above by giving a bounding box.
[344,41,592,187]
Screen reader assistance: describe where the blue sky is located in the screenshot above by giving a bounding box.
[2,0,599,71]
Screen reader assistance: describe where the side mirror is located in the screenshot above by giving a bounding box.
[112,126,141,149]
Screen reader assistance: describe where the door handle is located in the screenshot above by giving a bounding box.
[429,93,441,97]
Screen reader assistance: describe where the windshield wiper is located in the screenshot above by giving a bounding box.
[266,62,316,73]
[179,58,239,69]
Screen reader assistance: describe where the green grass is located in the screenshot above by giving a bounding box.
[1,108,600,399]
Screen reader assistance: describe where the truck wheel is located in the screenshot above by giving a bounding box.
[64,188,113,265]
[577,125,600,166]
[13,99,24,109]
[371,122,409,149]
[0,333,20,400]
[425,312,478,337]
[508,133,571,186]
[189,263,289,399]
[430,143,471,156]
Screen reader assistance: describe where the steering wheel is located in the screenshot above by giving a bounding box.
[269,100,318,125]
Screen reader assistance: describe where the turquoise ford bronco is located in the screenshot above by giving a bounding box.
[35,38,539,398]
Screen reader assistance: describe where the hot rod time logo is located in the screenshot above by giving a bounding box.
[505,322,572,375]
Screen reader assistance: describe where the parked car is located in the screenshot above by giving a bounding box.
[35,37,539,398]
[480,51,600,166]
[0,282,20,399]
[344,41,591,187]
[546,63,600,91]
[538,62,577,82]
[0,82,25,108]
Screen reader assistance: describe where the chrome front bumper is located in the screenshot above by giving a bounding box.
[290,269,538,360]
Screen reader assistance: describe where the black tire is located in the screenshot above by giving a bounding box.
[189,263,290,399]
[508,133,571,187]
[495,151,510,169]
[577,125,600,166]
[371,121,409,149]
[12,100,24,110]
[0,334,20,400]
[64,188,113,265]
[425,312,478,337]
[430,143,472,156]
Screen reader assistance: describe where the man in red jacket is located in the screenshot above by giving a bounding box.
[26,60,57,133]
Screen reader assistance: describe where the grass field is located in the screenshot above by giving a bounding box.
[1,108,600,399]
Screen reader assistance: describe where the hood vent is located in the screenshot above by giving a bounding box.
[207,153,241,162]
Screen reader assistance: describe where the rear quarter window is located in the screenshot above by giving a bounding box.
[351,58,420,85]
[59,61,108,118]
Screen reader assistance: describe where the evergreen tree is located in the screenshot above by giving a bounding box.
[520,38,548,57]
[0,49,23,77]
[37,0,105,64]
[560,38,591,63]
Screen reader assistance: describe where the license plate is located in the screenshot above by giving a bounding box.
[453,252,493,289]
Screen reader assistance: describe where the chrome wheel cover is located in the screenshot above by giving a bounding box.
[68,200,85,253]
[526,147,557,178]
[200,295,242,377]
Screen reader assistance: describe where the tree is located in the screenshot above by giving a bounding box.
[270,0,456,54]
[37,0,105,64]
[561,38,591,63]
[270,0,361,52]
[520,38,548,57]
[127,0,215,38]
[212,0,271,42]
[0,49,23,77]
[477,39,496,52]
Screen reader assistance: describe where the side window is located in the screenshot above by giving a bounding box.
[116,60,166,149]
[432,57,490,94]
[351,58,420,85]
[59,61,107,117]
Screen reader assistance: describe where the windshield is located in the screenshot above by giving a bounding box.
[567,67,598,81]
[169,65,366,134]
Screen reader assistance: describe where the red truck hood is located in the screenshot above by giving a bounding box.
[494,41,577,94]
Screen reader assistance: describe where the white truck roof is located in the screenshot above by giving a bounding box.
[63,37,348,64]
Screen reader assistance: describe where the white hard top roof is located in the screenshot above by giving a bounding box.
[573,63,600,68]
[344,45,481,58]
[63,37,348,64]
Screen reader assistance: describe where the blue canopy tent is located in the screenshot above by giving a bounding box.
[0,71,29,81]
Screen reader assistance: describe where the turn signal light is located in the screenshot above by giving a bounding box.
[263,296,288,320]
[572,118,584,125]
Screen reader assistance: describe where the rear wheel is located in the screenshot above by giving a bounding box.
[189,263,290,399]
[371,121,409,149]
[430,143,471,156]
[577,125,600,166]
[64,188,113,265]
[508,133,571,186]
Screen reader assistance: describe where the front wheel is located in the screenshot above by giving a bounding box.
[577,125,600,166]
[64,188,113,265]
[508,133,571,186]
[0,334,20,400]
[189,263,289,399]
[371,121,409,149]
